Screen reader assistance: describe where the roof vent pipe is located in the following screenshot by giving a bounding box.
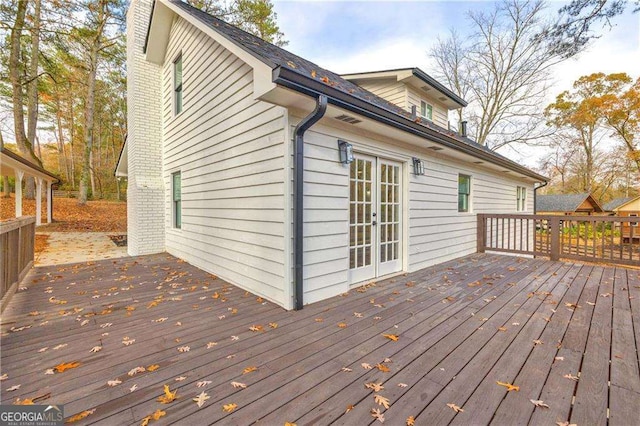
[460,121,468,137]
[293,95,328,310]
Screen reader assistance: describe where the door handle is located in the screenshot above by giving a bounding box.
[372,221,377,226]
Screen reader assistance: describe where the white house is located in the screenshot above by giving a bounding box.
[117,0,547,310]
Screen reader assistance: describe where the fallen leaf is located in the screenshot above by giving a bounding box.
[197,381,212,388]
[0,374,7,381]
[406,416,416,426]
[533,340,543,345]
[397,383,408,388]
[447,402,464,413]
[374,394,391,409]
[338,322,347,328]
[151,409,166,421]
[177,346,190,353]
[284,423,297,426]
[498,326,508,332]
[147,364,160,372]
[555,356,564,361]
[354,312,363,318]
[231,381,247,389]
[496,381,519,392]
[6,385,20,391]
[382,334,399,341]
[243,366,257,374]
[54,361,80,373]
[361,363,373,370]
[231,335,239,341]
[530,399,550,408]
[14,398,34,405]
[175,376,186,381]
[315,318,323,322]
[376,363,390,372]
[365,382,384,392]
[269,322,278,329]
[157,384,177,404]
[206,342,217,349]
[107,379,122,387]
[249,325,263,332]
[45,369,55,375]
[128,366,146,376]
[222,403,238,412]
[90,346,102,353]
[341,367,353,372]
[193,391,210,408]
[66,408,96,423]
[345,404,354,413]
[130,384,138,392]
[371,407,385,423]
[556,422,577,426]
[563,374,579,381]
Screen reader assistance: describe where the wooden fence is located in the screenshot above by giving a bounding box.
[477,214,640,267]
[1,216,35,312]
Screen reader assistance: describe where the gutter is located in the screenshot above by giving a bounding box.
[533,181,548,214]
[293,95,327,310]
[273,67,547,182]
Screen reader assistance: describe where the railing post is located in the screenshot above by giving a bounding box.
[477,214,486,253]
[550,216,560,261]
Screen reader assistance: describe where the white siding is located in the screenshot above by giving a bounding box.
[289,117,535,304]
[407,87,449,129]
[161,17,288,308]
[354,79,407,109]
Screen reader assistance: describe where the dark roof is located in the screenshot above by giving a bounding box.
[166,0,546,181]
[341,67,467,108]
[536,193,602,213]
[602,197,635,211]
[1,146,59,181]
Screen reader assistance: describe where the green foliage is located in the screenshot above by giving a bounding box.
[187,0,287,46]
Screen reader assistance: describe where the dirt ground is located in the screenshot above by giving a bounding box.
[1,195,127,232]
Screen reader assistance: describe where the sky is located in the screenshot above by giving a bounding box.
[272,0,640,167]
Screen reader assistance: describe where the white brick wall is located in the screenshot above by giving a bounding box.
[126,0,165,255]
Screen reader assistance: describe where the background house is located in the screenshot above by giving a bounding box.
[536,193,604,216]
[603,196,640,242]
[120,0,546,310]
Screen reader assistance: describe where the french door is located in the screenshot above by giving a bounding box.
[349,154,403,283]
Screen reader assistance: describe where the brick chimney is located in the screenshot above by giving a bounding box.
[126,0,165,255]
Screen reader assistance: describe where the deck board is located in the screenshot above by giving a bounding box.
[1,253,638,425]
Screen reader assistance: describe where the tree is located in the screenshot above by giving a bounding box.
[186,0,287,46]
[599,75,640,169]
[69,0,125,205]
[544,74,621,192]
[8,0,42,168]
[545,0,640,58]
[430,0,564,150]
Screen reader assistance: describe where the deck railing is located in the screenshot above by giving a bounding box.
[1,216,36,311]
[477,214,640,267]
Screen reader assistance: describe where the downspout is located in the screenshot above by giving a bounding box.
[533,181,548,214]
[293,95,327,310]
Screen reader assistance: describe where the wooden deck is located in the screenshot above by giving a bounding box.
[1,253,639,425]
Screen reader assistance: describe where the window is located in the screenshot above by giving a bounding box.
[458,174,471,213]
[630,213,638,227]
[173,54,183,115]
[420,100,433,121]
[517,186,527,212]
[172,171,181,228]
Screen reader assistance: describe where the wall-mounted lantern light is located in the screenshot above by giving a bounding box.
[338,140,354,164]
[412,157,425,176]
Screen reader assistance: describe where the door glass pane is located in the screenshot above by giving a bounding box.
[350,248,356,269]
[350,203,356,224]
[349,157,373,270]
[357,181,364,201]
[365,182,371,202]
[365,246,371,265]
[381,164,387,182]
[380,244,386,262]
[357,204,363,224]
[350,226,355,246]
[357,247,363,267]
